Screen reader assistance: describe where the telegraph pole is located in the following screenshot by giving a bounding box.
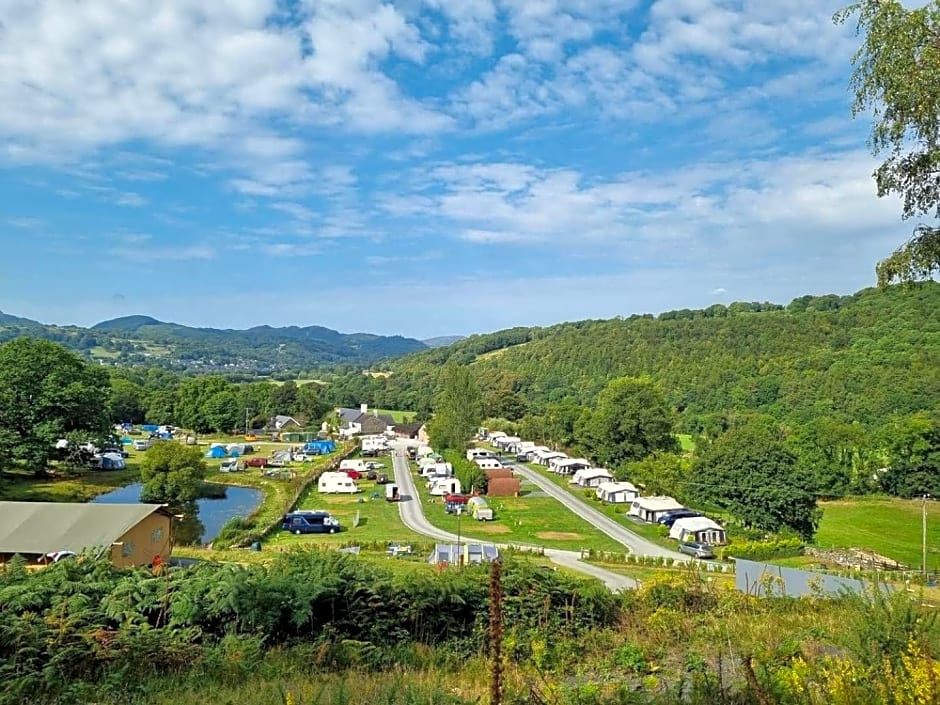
[923,494,930,583]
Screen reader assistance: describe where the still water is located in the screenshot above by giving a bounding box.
[91,482,263,544]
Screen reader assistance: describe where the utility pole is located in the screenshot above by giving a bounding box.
[456,505,463,568]
[245,408,251,437]
[923,494,930,583]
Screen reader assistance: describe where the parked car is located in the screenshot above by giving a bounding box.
[219,459,240,473]
[101,447,130,458]
[365,461,384,470]
[657,510,702,527]
[132,439,151,451]
[374,473,389,484]
[679,541,715,559]
[344,469,363,480]
[281,511,340,535]
[245,457,268,468]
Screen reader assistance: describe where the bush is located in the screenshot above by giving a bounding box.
[717,537,803,561]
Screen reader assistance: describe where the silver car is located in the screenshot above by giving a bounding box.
[679,541,715,559]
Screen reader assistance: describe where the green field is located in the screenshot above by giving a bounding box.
[265,455,424,549]
[374,408,417,423]
[518,460,679,550]
[410,462,625,553]
[815,497,940,569]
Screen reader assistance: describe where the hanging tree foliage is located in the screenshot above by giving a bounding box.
[837,0,940,285]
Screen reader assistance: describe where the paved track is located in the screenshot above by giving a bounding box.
[504,459,686,560]
[390,449,637,591]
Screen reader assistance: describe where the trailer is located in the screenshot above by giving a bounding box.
[318,471,360,494]
[385,484,400,502]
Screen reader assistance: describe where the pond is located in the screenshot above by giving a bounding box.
[91,483,263,545]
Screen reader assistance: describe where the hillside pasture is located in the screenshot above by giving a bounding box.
[815,497,940,569]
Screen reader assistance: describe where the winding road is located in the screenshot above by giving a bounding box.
[390,448,638,591]
[503,459,686,560]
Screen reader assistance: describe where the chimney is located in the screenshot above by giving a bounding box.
[360,403,368,414]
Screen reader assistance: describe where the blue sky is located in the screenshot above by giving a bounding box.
[0,0,909,339]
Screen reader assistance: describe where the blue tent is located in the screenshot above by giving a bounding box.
[205,446,226,459]
[304,440,336,455]
[142,424,159,433]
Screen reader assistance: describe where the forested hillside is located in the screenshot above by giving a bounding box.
[328,284,939,429]
[0,313,427,371]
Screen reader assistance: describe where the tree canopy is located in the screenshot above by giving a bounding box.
[694,419,820,540]
[0,338,109,474]
[139,442,208,504]
[428,365,483,450]
[576,377,679,468]
[837,0,940,285]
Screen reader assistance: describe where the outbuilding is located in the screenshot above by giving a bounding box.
[669,516,727,545]
[0,502,173,568]
[627,496,686,523]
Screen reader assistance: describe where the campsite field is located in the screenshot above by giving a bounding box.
[410,463,625,554]
[815,497,940,569]
[520,460,679,550]
[266,455,423,549]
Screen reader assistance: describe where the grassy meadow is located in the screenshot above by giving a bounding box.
[815,496,940,569]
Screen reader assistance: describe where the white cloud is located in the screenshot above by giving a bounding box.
[0,0,451,190]
[381,149,901,272]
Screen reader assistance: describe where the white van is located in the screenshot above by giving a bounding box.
[220,459,240,473]
[132,439,151,451]
[318,471,360,494]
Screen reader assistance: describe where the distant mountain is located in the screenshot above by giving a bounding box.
[422,335,467,348]
[92,315,163,331]
[0,312,428,371]
[0,310,41,327]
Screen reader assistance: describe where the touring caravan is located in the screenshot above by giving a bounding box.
[474,457,504,471]
[339,459,369,473]
[466,448,492,462]
[421,462,453,478]
[429,477,462,496]
[318,471,360,494]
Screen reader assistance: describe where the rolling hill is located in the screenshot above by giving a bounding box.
[0,313,427,371]
[329,283,940,428]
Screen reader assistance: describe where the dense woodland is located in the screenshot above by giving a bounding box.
[335,285,939,431]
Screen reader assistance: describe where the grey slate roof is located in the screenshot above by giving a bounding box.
[337,408,362,423]
[0,502,169,557]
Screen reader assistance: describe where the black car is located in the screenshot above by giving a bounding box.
[657,509,701,527]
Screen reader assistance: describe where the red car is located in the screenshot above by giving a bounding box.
[344,469,363,480]
[245,457,268,468]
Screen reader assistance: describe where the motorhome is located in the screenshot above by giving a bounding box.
[318,471,360,494]
[281,511,341,534]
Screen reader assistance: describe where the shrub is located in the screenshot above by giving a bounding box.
[717,537,803,561]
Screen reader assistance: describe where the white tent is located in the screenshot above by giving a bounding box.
[596,481,639,503]
[669,516,726,545]
[627,496,685,523]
